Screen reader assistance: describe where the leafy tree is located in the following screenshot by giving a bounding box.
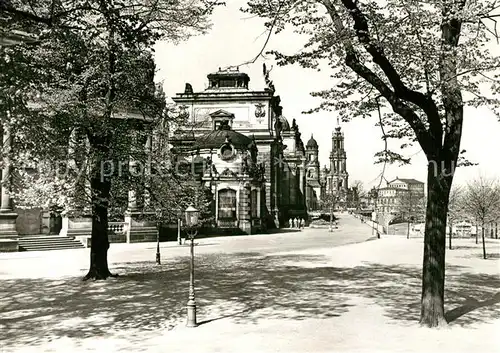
[461,176,500,259]
[244,0,500,327]
[2,0,220,279]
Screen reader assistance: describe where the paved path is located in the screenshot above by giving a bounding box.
[0,213,374,279]
[0,225,498,353]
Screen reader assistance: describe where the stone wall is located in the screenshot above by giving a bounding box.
[15,208,41,235]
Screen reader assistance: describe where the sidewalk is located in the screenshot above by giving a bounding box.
[1,235,498,352]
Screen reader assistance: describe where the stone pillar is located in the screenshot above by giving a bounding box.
[0,119,19,251]
[299,164,305,197]
[239,182,251,234]
[256,187,261,217]
[214,180,219,223]
[289,166,296,205]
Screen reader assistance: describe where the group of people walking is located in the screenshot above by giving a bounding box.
[288,217,305,229]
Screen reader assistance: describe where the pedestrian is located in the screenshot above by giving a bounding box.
[294,217,299,229]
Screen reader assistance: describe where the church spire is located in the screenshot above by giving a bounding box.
[335,116,341,132]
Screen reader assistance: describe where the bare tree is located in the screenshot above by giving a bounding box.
[447,185,464,250]
[462,177,500,259]
[348,179,365,209]
[394,190,425,239]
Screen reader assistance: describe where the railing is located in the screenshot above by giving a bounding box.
[108,222,127,234]
[218,219,237,228]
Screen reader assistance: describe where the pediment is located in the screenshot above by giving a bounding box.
[209,110,235,119]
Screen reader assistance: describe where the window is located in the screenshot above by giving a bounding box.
[220,145,233,159]
[218,189,236,219]
[251,189,258,218]
[214,120,227,130]
[192,157,205,178]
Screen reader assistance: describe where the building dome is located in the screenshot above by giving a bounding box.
[306,134,318,149]
[195,124,252,150]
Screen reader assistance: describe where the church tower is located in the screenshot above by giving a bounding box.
[304,134,322,211]
[328,121,349,203]
[305,134,320,180]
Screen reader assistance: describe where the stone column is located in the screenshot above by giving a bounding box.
[299,163,305,196]
[239,182,251,234]
[0,118,19,251]
[1,122,12,211]
[289,165,296,205]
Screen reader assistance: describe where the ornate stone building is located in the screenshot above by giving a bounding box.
[323,122,349,209]
[171,67,313,231]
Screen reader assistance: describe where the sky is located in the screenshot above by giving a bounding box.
[153,1,500,190]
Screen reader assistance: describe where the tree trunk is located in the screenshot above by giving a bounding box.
[475,220,478,244]
[481,223,486,260]
[83,137,116,281]
[420,163,450,327]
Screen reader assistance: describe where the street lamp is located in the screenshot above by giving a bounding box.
[177,209,183,245]
[185,205,199,328]
[155,208,162,265]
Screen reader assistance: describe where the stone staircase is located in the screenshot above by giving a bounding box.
[18,235,85,252]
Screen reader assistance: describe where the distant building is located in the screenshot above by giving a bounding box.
[304,134,324,211]
[377,177,425,223]
[321,121,349,209]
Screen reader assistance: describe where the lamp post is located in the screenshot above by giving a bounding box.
[155,208,162,265]
[185,205,199,328]
[177,210,182,245]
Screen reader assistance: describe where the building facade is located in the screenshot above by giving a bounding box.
[171,67,316,232]
[376,177,425,224]
[304,135,324,211]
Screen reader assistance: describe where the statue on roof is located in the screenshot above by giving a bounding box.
[184,83,193,94]
[263,63,275,92]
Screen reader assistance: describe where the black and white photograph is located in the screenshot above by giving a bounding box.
[1,0,499,352]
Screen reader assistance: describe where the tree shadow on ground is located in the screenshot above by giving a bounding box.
[0,251,499,348]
